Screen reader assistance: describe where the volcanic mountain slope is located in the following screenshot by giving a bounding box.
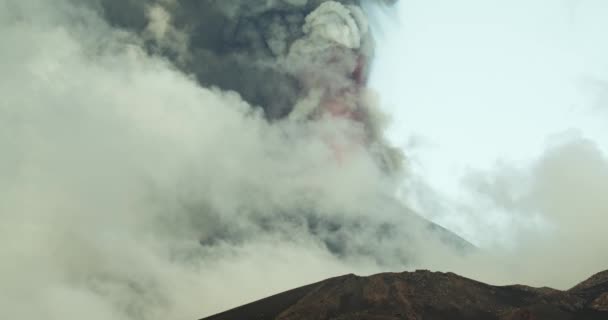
[200,269,608,320]
[196,195,473,266]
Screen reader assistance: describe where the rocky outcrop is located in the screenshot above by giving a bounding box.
[569,270,608,312]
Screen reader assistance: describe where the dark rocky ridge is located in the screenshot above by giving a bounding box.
[569,270,608,312]
[200,269,608,320]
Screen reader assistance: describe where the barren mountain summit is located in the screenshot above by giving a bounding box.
[201,269,608,320]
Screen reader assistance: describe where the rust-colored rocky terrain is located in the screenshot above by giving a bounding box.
[200,269,608,320]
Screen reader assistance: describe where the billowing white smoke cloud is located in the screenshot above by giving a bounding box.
[453,134,608,288]
[0,1,421,319]
[387,133,608,290]
[0,1,391,319]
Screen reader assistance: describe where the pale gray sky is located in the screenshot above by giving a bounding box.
[369,0,608,245]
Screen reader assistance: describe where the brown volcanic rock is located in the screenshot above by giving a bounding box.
[590,292,608,311]
[201,269,608,320]
[569,270,608,312]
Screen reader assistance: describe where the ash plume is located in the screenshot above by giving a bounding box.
[0,1,467,319]
[86,0,406,175]
[82,0,415,258]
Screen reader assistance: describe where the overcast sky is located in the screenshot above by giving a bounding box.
[369,0,608,245]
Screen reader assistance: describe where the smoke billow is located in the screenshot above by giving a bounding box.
[450,134,608,288]
[0,0,466,319]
